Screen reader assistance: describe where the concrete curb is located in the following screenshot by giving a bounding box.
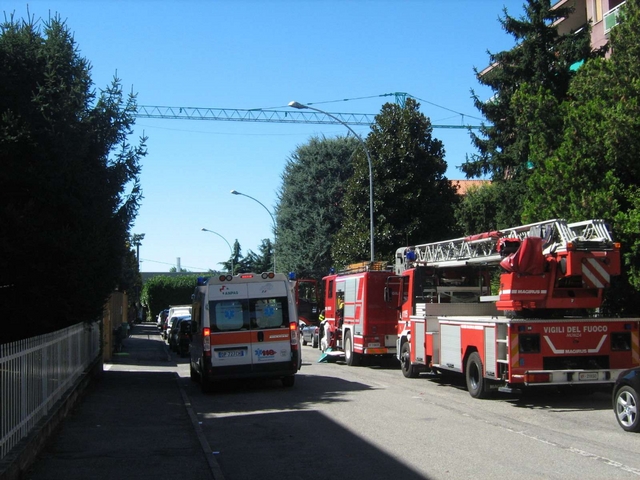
[0,357,103,480]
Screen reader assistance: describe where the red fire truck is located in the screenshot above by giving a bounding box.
[320,262,398,365]
[389,219,640,398]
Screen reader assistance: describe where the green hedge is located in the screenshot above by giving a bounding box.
[141,274,206,320]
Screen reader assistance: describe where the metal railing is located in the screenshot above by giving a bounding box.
[0,321,101,460]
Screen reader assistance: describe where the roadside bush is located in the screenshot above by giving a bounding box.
[141,275,203,320]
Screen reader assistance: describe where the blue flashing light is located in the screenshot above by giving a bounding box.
[288,272,296,280]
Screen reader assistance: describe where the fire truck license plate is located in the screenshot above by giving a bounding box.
[579,372,598,381]
[218,350,245,358]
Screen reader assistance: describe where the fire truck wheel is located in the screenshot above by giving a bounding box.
[400,341,419,378]
[344,332,361,367]
[466,352,489,399]
[615,385,640,432]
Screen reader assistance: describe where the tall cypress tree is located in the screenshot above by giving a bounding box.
[0,15,146,341]
[276,136,358,280]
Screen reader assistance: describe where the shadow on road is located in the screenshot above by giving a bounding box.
[208,409,431,480]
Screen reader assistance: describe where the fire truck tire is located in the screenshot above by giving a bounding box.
[344,332,361,366]
[400,341,419,378]
[466,352,489,399]
[615,385,640,432]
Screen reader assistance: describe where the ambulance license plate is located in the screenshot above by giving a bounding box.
[579,372,598,381]
[218,350,245,358]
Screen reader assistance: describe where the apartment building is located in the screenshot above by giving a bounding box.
[553,0,626,50]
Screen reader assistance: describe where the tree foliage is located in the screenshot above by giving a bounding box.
[460,0,598,227]
[243,238,274,274]
[522,0,640,313]
[276,136,358,280]
[0,14,146,341]
[333,98,459,267]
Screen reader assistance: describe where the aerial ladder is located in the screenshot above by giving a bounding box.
[394,218,619,314]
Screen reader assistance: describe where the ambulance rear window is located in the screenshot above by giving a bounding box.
[208,297,290,331]
[252,298,288,329]
[210,300,249,332]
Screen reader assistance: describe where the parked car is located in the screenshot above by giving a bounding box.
[156,309,169,330]
[613,367,640,432]
[168,315,191,351]
[176,318,194,357]
[301,324,319,348]
[162,305,191,339]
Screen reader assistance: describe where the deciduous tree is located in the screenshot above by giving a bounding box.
[333,98,458,267]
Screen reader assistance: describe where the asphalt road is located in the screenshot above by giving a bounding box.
[28,324,640,480]
[178,343,640,480]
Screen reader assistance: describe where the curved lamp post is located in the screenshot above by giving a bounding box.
[288,101,375,262]
[201,228,234,274]
[230,190,276,273]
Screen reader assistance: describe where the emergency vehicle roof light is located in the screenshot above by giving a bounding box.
[261,272,275,279]
[240,274,254,279]
[218,274,227,281]
[288,272,296,280]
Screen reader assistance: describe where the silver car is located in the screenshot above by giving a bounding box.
[301,324,319,348]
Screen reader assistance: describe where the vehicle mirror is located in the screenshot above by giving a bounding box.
[384,286,391,303]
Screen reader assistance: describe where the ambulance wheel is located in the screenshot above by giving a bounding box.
[282,375,295,388]
[344,332,361,366]
[200,362,214,393]
[190,361,198,382]
[400,341,419,378]
[466,352,489,399]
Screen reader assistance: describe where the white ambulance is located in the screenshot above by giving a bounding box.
[189,272,300,392]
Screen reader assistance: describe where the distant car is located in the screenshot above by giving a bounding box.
[176,318,193,357]
[156,309,169,330]
[162,307,191,340]
[168,315,191,351]
[301,324,319,348]
[613,367,640,432]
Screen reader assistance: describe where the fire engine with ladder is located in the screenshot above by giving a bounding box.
[388,218,640,398]
[320,262,398,365]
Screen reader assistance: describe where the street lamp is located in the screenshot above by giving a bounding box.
[288,101,375,262]
[201,228,234,274]
[230,190,276,273]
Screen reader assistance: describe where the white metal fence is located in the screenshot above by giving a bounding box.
[0,321,101,461]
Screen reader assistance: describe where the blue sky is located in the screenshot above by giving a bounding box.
[4,0,521,272]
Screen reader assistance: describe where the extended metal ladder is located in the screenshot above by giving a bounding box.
[394,219,614,274]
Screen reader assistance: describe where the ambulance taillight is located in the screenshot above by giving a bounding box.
[203,327,211,356]
[289,322,299,347]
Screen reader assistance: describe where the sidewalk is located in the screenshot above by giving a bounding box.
[23,323,218,480]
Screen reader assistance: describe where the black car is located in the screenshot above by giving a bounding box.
[613,367,640,432]
[176,319,193,357]
[168,315,191,352]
